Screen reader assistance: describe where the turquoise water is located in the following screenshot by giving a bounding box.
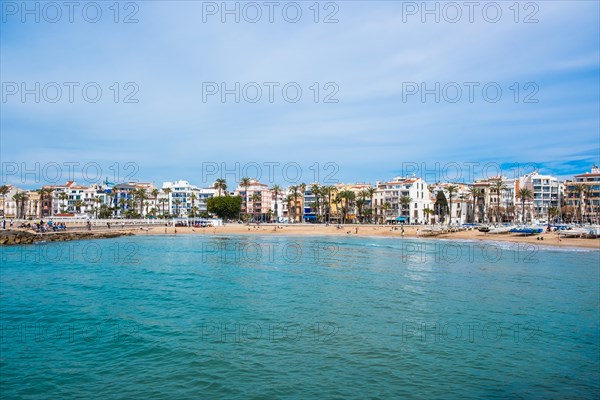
[1,235,599,399]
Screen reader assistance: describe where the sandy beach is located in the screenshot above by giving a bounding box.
[127,224,600,250]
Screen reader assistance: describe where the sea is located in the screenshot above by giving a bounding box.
[1,235,599,399]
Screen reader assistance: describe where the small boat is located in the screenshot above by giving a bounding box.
[478,226,490,233]
[488,226,512,234]
[510,226,543,235]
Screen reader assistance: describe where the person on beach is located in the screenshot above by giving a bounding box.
[355,227,358,234]
[10,219,14,228]
[2,219,5,229]
[416,228,420,236]
[557,232,561,242]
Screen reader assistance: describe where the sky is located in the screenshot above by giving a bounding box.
[1,0,599,189]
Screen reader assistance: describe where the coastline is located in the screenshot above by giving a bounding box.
[132,224,600,250]
[2,224,598,250]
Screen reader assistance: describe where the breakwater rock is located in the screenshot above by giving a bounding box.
[0,230,133,245]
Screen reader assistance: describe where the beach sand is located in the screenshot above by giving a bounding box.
[128,224,600,250]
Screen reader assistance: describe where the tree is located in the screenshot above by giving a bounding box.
[423,207,434,224]
[323,186,337,223]
[517,187,533,224]
[298,183,306,222]
[271,184,282,221]
[571,183,586,223]
[159,198,168,218]
[59,192,68,213]
[446,185,458,225]
[207,195,242,220]
[72,199,84,214]
[468,186,481,223]
[491,179,506,224]
[135,188,148,217]
[0,185,10,216]
[213,179,227,196]
[12,192,28,219]
[190,193,198,217]
[400,195,412,223]
[289,185,299,222]
[239,177,252,216]
[366,187,377,223]
[174,199,182,217]
[435,191,448,224]
[381,202,391,224]
[251,193,261,222]
[337,190,356,223]
[163,188,172,216]
[310,184,321,222]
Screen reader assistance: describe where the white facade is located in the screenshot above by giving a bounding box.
[374,177,431,224]
[162,180,216,218]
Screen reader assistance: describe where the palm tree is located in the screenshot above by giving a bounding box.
[298,183,306,222]
[366,187,377,223]
[174,199,182,217]
[59,192,68,213]
[0,185,10,216]
[310,184,321,222]
[271,184,282,221]
[159,198,168,218]
[12,192,28,219]
[446,185,458,225]
[251,193,261,222]
[151,188,160,212]
[399,195,412,223]
[72,199,84,214]
[381,202,391,224]
[239,177,252,215]
[214,179,227,197]
[468,186,480,223]
[337,190,356,223]
[284,194,294,222]
[491,179,506,224]
[423,207,434,224]
[135,188,148,217]
[190,193,198,217]
[571,183,586,223]
[289,185,299,222]
[323,185,337,223]
[517,187,533,224]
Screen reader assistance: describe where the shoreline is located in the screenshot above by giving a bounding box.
[132,224,600,250]
[2,225,599,250]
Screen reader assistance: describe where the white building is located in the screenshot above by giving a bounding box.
[374,177,431,224]
[517,172,561,221]
[162,180,215,218]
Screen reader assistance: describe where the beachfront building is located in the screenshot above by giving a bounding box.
[111,182,157,218]
[162,180,215,218]
[564,166,600,223]
[234,179,273,222]
[471,177,516,224]
[429,183,472,225]
[373,177,431,224]
[517,172,561,222]
[40,181,109,217]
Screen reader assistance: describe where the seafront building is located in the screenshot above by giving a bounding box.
[234,179,273,222]
[1,166,598,224]
[517,172,562,221]
[564,166,600,223]
[373,177,431,224]
[162,180,215,218]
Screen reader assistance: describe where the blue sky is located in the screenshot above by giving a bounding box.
[1,1,599,189]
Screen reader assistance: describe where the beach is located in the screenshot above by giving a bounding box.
[129,224,600,250]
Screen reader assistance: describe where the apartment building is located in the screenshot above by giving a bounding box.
[373,177,431,224]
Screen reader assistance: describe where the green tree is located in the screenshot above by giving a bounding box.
[517,187,533,224]
[207,195,243,220]
[435,191,448,224]
[214,179,227,196]
[446,185,458,225]
[271,184,282,221]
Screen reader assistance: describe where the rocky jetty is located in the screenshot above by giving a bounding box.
[0,230,133,245]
